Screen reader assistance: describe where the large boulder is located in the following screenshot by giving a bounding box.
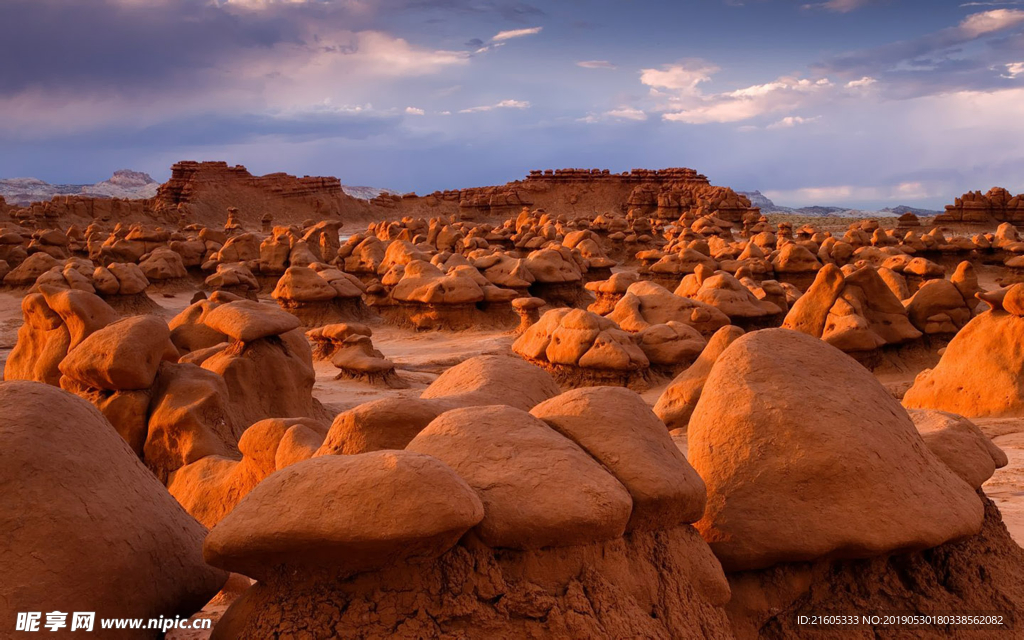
[59,315,175,391]
[688,328,984,571]
[204,451,483,580]
[530,387,706,530]
[654,325,745,430]
[406,405,633,550]
[904,301,1024,417]
[420,354,561,411]
[909,409,1008,489]
[0,382,226,636]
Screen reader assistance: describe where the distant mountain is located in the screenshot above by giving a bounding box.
[0,170,159,205]
[739,190,940,218]
[878,205,943,217]
[342,185,400,200]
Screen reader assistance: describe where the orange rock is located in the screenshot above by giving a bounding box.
[407,405,633,549]
[689,329,983,571]
[204,451,484,579]
[0,382,226,628]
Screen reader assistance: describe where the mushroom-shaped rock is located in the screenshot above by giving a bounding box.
[679,270,782,328]
[315,397,443,456]
[908,409,1008,489]
[585,271,639,315]
[634,321,707,367]
[654,325,745,431]
[58,315,174,391]
[203,299,301,342]
[272,265,336,302]
[204,451,484,580]
[205,262,259,298]
[905,278,975,334]
[512,308,651,389]
[272,265,371,326]
[406,405,633,549]
[688,329,983,572]
[531,387,706,530]
[329,334,401,386]
[606,280,730,336]
[420,354,561,411]
[904,297,1024,417]
[1,382,226,630]
[306,322,373,359]
[511,296,545,333]
[139,246,188,281]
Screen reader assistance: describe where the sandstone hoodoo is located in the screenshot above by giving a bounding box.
[782,263,922,354]
[903,283,1024,417]
[512,307,651,389]
[271,265,370,327]
[688,328,984,572]
[0,382,226,632]
[203,399,735,639]
[306,323,403,387]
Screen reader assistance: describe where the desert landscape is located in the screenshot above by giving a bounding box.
[2,160,1024,639]
[5,0,1024,638]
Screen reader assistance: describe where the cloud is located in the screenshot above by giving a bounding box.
[1003,62,1024,77]
[960,8,1024,35]
[766,115,820,129]
[0,0,471,134]
[819,9,1024,81]
[605,107,648,121]
[577,60,617,70]
[458,99,531,113]
[802,0,874,12]
[492,26,542,41]
[405,106,425,115]
[845,76,877,88]
[640,60,718,96]
[657,73,834,124]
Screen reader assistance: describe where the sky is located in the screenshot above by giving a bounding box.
[2,0,1024,209]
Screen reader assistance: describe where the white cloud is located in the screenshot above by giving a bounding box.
[577,60,617,70]
[846,76,877,88]
[605,107,648,121]
[959,8,1024,36]
[405,106,425,115]
[492,27,543,42]
[659,74,833,124]
[766,115,820,129]
[640,61,718,96]
[458,99,531,113]
[1003,62,1024,77]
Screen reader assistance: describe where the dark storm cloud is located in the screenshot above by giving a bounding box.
[0,0,316,93]
[0,0,544,96]
[53,108,404,148]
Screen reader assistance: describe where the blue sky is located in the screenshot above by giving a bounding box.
[2,0,1023,208]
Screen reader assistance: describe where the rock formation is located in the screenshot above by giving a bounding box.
[0,382,226,631]
[688,329,983,572]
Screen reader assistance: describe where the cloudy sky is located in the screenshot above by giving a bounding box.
[2,0,1023,208]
